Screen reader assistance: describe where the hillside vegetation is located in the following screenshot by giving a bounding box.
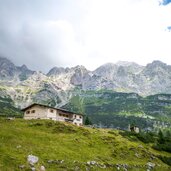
[63,90,171,129]
[0,118,171,171]
[1,90,171,130]
[0,97,22,117]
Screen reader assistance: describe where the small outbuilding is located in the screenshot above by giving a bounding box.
[128,124,140,133]
[21,103,83,126]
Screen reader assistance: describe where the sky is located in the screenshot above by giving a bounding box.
[0,0,171,72]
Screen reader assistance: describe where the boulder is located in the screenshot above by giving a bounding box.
[27,155,39,165]
[87,161,97,165]
[146,162,155,169]
[31,167,36,171]
[18,165,25,169]
[40,165,46,171]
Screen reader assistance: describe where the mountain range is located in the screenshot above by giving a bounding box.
[1,57,171,103]
[1,57,171,129]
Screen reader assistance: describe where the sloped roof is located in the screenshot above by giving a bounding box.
[21,103,84,116]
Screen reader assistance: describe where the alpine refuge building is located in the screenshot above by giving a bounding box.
[22,103,83,126]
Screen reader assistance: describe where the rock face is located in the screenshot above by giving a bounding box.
[146,162,155,170]
[47,67,66,76]
[0,57,34,81]
[1,57,171,108]
[0,57,17,79]
[90,60,171,95]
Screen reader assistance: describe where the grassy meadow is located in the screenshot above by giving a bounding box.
[0,118,171,171]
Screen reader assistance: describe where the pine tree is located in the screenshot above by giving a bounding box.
[158,129,165,144]
[165,130,171,142]
[84,116,92,125]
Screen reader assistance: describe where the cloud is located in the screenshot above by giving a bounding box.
[0,0,86,72]
[0,0,171,72]
[19,20,81,70]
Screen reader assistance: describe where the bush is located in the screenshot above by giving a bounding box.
[119,131,156,143]
[136,132,156,143]
[153,129,171,153]
[158,156,171,166]
[119,131,139,141]
[53,123,76,134]
[45,121,55,128]
[153,142,171,153]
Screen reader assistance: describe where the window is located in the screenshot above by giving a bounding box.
[26,111,30,114]
[79,116,82,119]
[31,110,35,113]
[74,115,76,118]
[50,109,54,113]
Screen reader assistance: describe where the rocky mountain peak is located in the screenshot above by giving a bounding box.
[146,60,167,69]
[116,61,144,74]
[116,61,139,66]
[71,65,88,73]
[47,67,66,76]
[2,57,171,107]
[70,65,89,86]
[17,64,34,74]
[73,65,86,69]
[0,57,34,81]
[99,63,116,67]
[143,60,171,76]
[0,57,17,78]
[93,63,117,76]
[20,64,28,70]
[0,57,15,68]
[47,65,89,77]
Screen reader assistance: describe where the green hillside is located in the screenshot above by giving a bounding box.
[63,90,171,129]
[0,118,171,170]
[0,97,22,117]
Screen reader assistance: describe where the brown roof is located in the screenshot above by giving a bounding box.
[21,103,84,116]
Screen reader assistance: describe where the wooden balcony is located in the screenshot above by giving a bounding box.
[65,118,74,122]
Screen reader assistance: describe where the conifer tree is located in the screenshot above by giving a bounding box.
[84,116,92,125]
[158,129,165,144]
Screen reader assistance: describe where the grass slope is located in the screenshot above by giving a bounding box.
[0,118,171,170]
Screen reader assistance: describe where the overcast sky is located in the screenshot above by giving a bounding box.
[0,0,171,72]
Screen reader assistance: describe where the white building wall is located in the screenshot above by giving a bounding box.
[24,105,48,119]
[56,110,65,121]
[47,108,57,120]
[73,114,83,126]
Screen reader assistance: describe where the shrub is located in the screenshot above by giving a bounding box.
[119,131,156,143]
[158,156,171,166]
